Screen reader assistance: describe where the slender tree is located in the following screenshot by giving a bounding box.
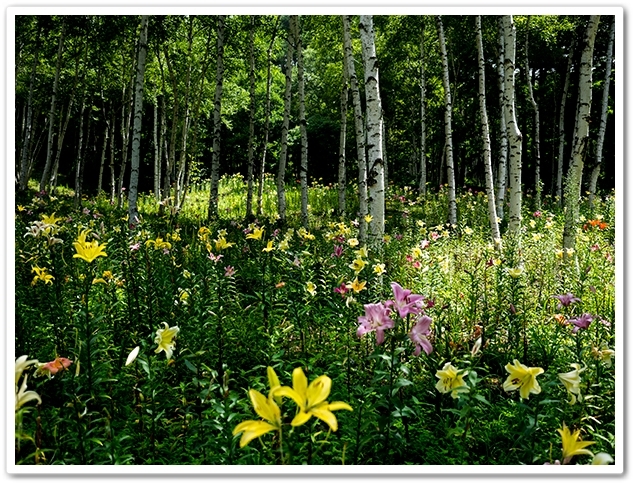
[476,16,501,246]
[495,17,509,220]
[501,15,523,235]
[524,16,543,209]
[246,15,256,218]
[127,15,149,226]
[343,15,368,241]
[337,33,349,218]
[556,38,576,205]
[418,21,427,196]
[436,15,457,225]
[359,15,385,244]
[563,15,601,251]
[276,18,294,224]
[293,16,310,228]
[207,15,225,221]
[588,18,614,208]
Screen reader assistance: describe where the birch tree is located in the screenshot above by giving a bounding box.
[343,15,368,241]
[337,34,349,218]
[501,15,523,234]
[207,15,225,221]
[276,18,294,224]
[246,16,256,218]
[292,16,310,228]
[127,15,149,226]
[39,19,66,193]
[556,39,575,205]
[476,16,501,245]
[588,18,614,209]
[436,15,457,225]
[524,16,542,209]
[418,22,427,196]
[359,15,385,244]
[495,17,508,220]
[563,15,601,251]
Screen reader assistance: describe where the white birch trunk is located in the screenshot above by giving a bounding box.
[293,16,309,228]
[18,29,39,192]
[556,39,575,205]
[246,16,256,218]
[588,19,614,208]
[73,101,86,208]
[97,124,109,194]
[207,15,225,220]
[153,97,160,200]
[276,21,293,224]
[476,16,501,246]
[359,15,385,245]
[436,15,457,225]
[418,28,427,196]
[563,15,601,251]
[343,16,368,241]
[495,17,508,220]
[127,15,149,226]
[501,15,523,235]
[338,42,349,218]
[40,20,65,193]
[524,17,542,209]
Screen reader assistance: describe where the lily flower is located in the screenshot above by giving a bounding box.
[35,356,73,378]
[214,236,234,252]
[373,263,386,275]
[357,303,395,345]
[387,282,424,318]
[274,367,352,432]
[558,363,586,404]
[552,292,582,309]
[346,277,366,293]
[306,281,317,296]
[503,359,544,399]
[15,355,38,387]
[568,314,594,333]
[125,346,140,366]
[349,257,367,274]
[246,226,264,240]
[592,452,614,465]
[408,314,433,356]
[154,322,179,360]
[31,266,55,285]
[15,356,41,410]
[435,362,469,398]
[558,423,595,464]
[73,229,107,263]
[233,389,281,448]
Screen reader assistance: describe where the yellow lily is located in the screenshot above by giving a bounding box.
[558,423,595,464]
[73,229,107,263]
[306,281,317,296]
[246,226,264,240]
[154,322,179,360]
[558,363,586,405]
[31,266,55,285]
[503,359,544,399]
[349,257,367,274]
[262,240,275,252]
[274,367,352,432]
[214,236,234,252]
[233,389,281,448]
[435,362,469,399]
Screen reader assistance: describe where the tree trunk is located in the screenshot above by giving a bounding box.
[418,27,427,196]
[97,123,109,194]
[276,20,294,225]
[127,15,149,226]
[343,16,368,241]
[175,18,194,210]
[495,17,508,220]
[207,15,225,221]
[258,19,279,216]
[292,16,309,228]
[588,18,614,209]
[153,97,160,200]
[524,16,542,210]
[246,16,256,218]
[39,19,65,193]
[436,15,457,226]
[18,23,40,192]
[359,15,385,245]
[117,66,135,208]
[501,15,523,235]
[160,45,179,209]
[556,38,576,205]
[109,110,117,203]
[476,16,501,246]
[337,37,349,218]
[563,15,601,251]
[73,101,87,208]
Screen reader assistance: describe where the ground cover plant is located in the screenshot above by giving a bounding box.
[14,175,616,466]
